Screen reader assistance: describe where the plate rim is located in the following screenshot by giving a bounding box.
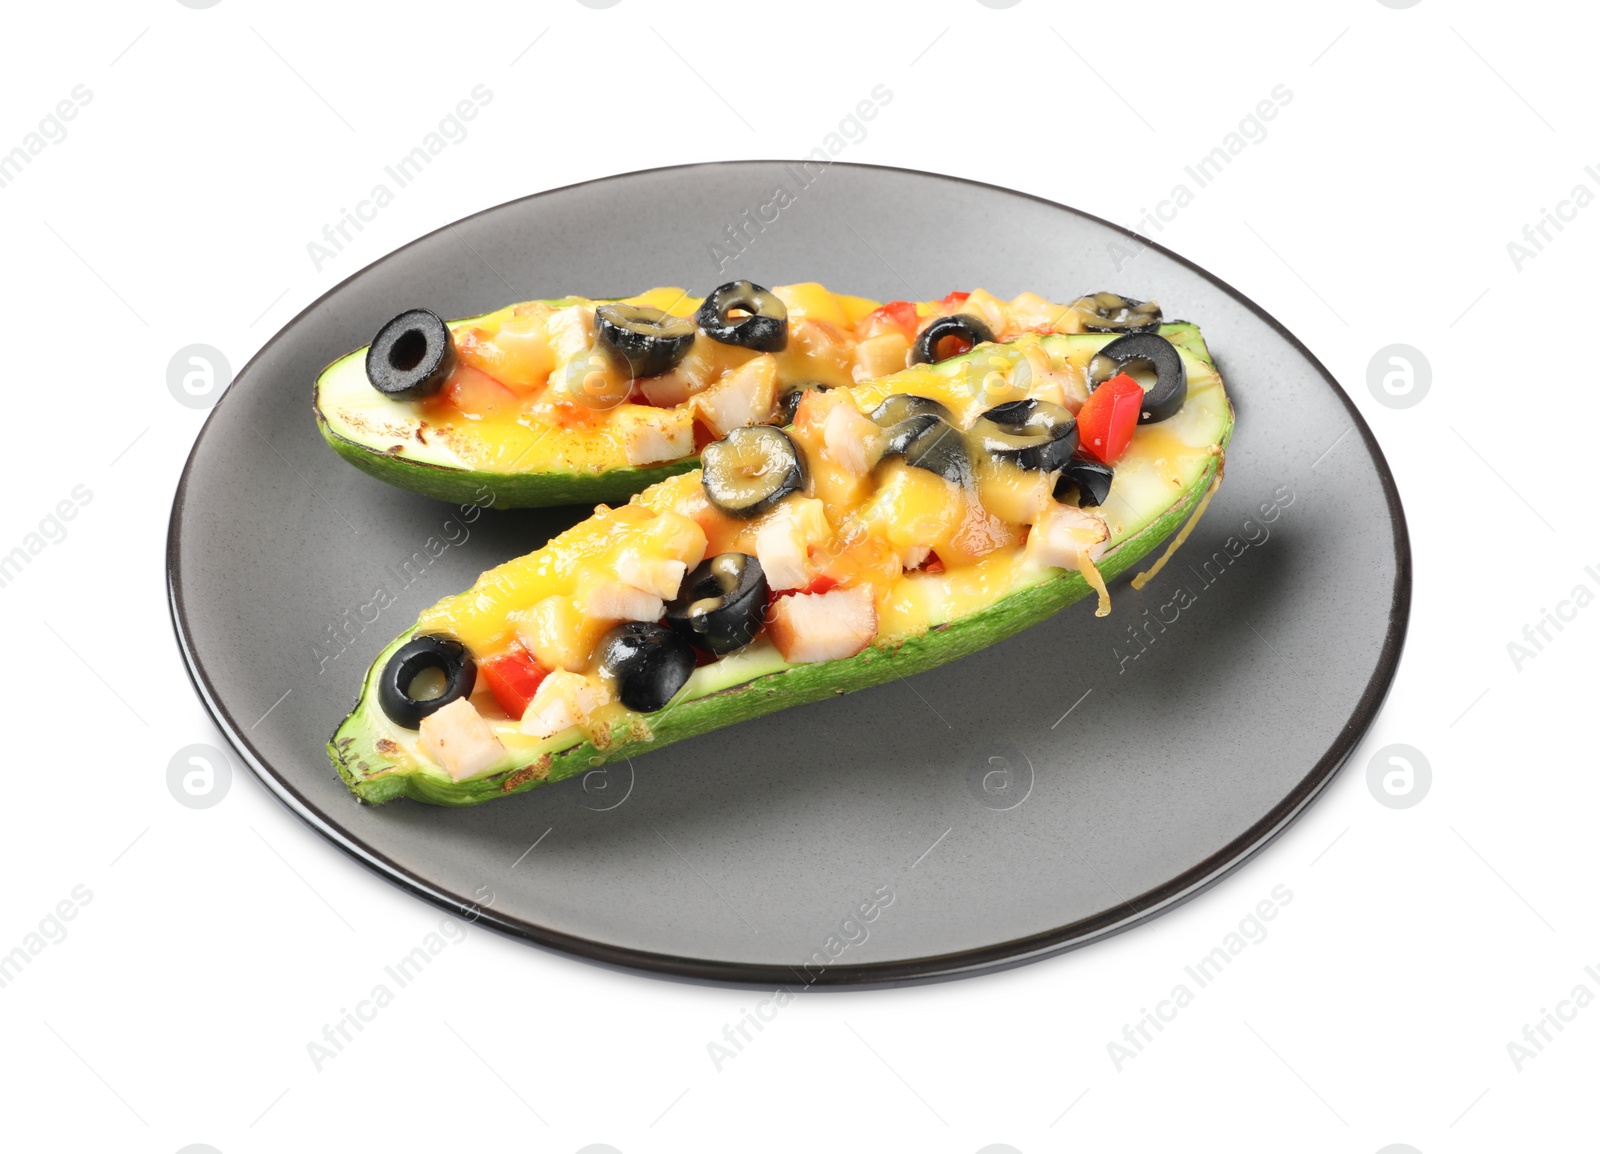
[166,159,1412,988]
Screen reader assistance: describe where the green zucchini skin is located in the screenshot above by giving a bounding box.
[315,308,1207,509]
[328,438,1229,807]
[315,414,699,509]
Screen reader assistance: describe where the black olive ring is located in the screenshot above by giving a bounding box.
[696,280,788,352]
[911,313,996,365]
[1088,332,1188,424]
[598,622,696,713]
[973,399,1080,473]
[366,309,457,401]
[701,426,807,519]
[1055,459,1115,508]
[666,553,770,655]
[1070,292,1163,334]
[594,303,697,378]
[378,634,477,729]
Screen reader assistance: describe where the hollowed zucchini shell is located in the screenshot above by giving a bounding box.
[316,303,1209,509]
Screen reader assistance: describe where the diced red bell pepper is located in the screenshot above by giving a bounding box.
[867,300,919,338]
[1077,372,1143,463]
[940,290,971,310]
[798,573,839,596]
[479,644,548,720]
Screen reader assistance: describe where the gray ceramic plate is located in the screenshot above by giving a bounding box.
[168,162,1409,986]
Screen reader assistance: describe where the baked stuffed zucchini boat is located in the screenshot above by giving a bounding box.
[328,318,1233,806]
[314,282,1168,506]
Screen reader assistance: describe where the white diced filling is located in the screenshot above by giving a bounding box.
[1024,503,1110,571]
[583,580,666,623]
[521,670,608,739]
[617,553,688,600]
[822,403,884,476]
[768,585,876,664]
[622,411,695,467]
[693,355,777,436]
[754,497,829,591]
[417,698,506,782]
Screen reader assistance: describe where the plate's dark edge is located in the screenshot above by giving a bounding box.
[165,159,1412,989]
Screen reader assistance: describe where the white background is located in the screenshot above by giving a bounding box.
[1,1,1592,1151]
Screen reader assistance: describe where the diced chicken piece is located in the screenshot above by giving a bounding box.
[773,283,851,328]
[823,402,885,476]
[787,318,853,379]
[852,332,911,382]
[512,595,604,673]
[1007,291,1069,333]
[1017,344,1087,413]
[521,670,609,739]
[1025,502,1110,571]
[638,373,691,408]
[617,552,688,600]
[621,409,695,467]
[755,497,831,591]
[977,460,1054,526]
[639,509,709,570]
[581,580,665,623]
[768,585,877,664]
[638,340,718,407]
[417,698,506,782]
[692,354,778,436]
[545,304,595,362]
[956,287,1008,338]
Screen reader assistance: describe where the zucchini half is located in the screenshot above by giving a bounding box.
[313,285,1139,509]
[314,294,705,508]
[328,326,1233,806]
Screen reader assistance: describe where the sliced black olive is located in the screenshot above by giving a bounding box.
[1070,292,1162,333]
[972,399,1080,472]
[696,280,788,352]
[868,393,954,428]
[892,417,972,487]
[365,309,456,401]
[866,394,952,458]
[1088,332,1187,424]
[1054,459,1115,508]
[773,380,831,426]
[378,634,476,729]
[701,426,807,519]
[594,304,696,378]
[666,553,769,655]
[597,621,695,713]
[911,313,996,364]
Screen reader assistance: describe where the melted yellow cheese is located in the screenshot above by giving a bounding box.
[415,331,1228,671]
